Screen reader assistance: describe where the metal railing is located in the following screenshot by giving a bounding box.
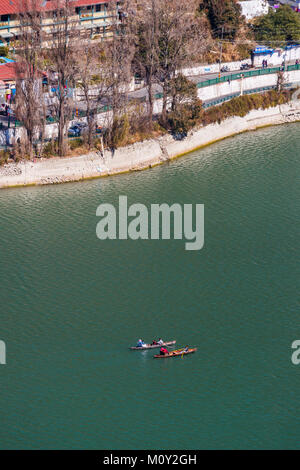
[197,64,300,89]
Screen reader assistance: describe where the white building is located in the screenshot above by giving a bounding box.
[238,0,269,20]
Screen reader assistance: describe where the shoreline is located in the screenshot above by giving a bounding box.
[1,102,300,189]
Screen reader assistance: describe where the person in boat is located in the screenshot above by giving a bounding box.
[151,340,158,345]
[160,346,169,356]
[136,339,145,348]
[183,346,189,353]
[158,338,164,345]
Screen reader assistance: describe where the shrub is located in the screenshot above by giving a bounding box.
[0,149,11,165]
[69,138,84,150]
[200,90,292,127]
[106,115,130,149]
[43,141,58,158]
[0,45,9,57]
[168,102,202,135]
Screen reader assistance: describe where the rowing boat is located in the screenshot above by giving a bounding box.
[153,347,197,358]
[129,341,176,350]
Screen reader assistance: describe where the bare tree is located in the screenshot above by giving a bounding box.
[131,0,207,126]
[46,0,79,156]
[102,0,135,147]
[156,0,207,124]
[14,0,46,158]
[131,0,159,126]
[76,42,108,149]
[277,70,286,92]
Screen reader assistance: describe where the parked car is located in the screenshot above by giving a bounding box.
[68,125,82,137]
[220,65,230,73]
[77,122,88,130]
[240,63,251,71]
[68,122,88,137]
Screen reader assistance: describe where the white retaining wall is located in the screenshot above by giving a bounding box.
[181,47,300,76]
[253,48,300,67]
[181,60,251,77]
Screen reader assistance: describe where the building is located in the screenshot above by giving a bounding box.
[238,0,269,20]
[0,0,119,47]
[0,62,17,83]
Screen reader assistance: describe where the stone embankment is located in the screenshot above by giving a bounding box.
[1,102,300,189]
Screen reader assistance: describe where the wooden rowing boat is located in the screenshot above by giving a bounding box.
[153,347,197,358]
[130,340,176,350]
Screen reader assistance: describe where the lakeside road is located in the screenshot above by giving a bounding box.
[1,102,300,189]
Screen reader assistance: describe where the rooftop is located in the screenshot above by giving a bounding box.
[0,0,110,16]
[0,62,17,81]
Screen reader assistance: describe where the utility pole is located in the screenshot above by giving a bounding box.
[218,26,224,80]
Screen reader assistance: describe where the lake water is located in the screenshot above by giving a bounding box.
[0,123,299,449]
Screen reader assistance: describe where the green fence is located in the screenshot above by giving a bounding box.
[197,63,300,89]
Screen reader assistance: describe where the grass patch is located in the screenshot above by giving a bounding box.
[200,90,292,126]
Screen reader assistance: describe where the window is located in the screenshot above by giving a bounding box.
[96,4,102,12]
[1,15,9,22]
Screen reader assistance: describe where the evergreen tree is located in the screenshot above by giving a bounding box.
[253,5,300,45]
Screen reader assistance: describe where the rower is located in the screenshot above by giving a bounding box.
[158,338,164,345]
[136,339,145,348]
[160,346,169,355]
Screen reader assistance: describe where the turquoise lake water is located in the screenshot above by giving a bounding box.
[0,123,299,449]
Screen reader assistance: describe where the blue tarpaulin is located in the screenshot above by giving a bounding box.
[285,44,300,50]
[253,45,274,55]
[0,57,14,64]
